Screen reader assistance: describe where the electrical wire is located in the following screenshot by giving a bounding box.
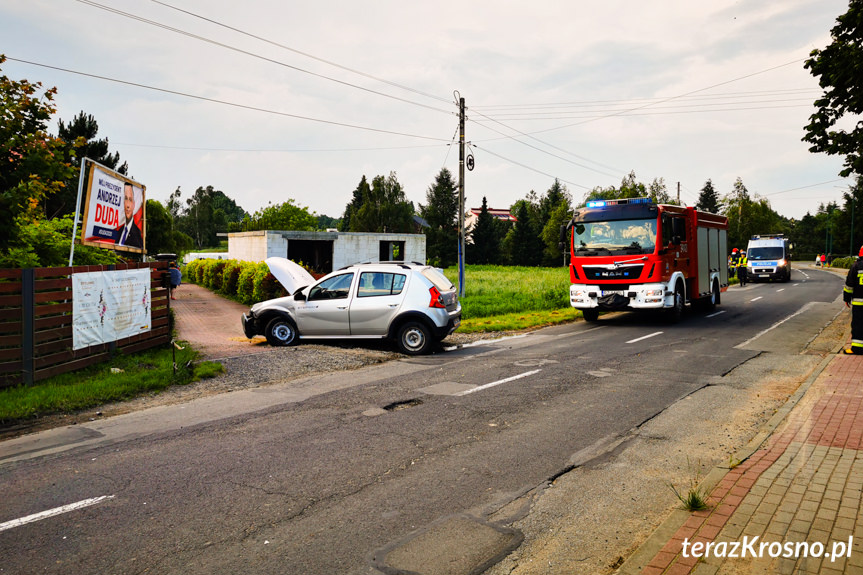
[73,0,454,116]
[149,0,451,105]
[6,57,452,143]
[471,144,590,190]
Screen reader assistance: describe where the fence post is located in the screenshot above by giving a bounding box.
[22,268,34,386]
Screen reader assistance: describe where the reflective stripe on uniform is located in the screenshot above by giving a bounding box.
[845,286,854,293]
[853,298,863,306]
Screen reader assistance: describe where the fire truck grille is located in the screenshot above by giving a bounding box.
[582,265,644,281]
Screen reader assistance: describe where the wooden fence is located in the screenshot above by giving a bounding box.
[0,262,171,389]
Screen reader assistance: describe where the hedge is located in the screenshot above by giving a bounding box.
[184,258,289,305]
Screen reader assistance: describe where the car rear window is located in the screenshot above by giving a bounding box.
[421,268,454,291]
[358,272,406,297]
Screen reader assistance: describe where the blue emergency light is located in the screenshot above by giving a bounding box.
[585,197,653,208]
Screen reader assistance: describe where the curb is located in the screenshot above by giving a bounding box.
[614,310,851,575]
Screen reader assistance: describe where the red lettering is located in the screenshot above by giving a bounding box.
[94,204,119,226]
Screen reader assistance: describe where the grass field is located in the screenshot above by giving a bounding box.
[442,265,578,332]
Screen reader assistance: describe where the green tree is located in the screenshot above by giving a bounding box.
[348,172,415,233]
[178,186,218,249]
[211,189,247,229]
[317,214,341,230]
[50,111,128,219]
[467,196,505,264]
[244,199,318,231]
[538,180,572,266]
[696,179,721,213]
[722,178,786,249]
[340,176,371,232]
[803,0,863,178]
[0,215,121,268]
[144,199,193,256]
[0,55,77,251]
[420,168,459,267]
[508,199,543,266]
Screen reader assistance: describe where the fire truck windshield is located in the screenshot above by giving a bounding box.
[572,218,657,255]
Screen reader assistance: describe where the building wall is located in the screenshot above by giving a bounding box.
[223,231,426,271]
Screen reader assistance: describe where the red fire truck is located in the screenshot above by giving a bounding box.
[560,197,729,322]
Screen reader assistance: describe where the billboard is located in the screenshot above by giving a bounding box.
[81,165,146,253]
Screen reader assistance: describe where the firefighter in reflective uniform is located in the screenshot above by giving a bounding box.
[737,250,748,286]
[842,246,863,355]
[729,248,740,279]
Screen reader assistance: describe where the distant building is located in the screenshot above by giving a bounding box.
[465,207,516,239]
[197,230,427,274]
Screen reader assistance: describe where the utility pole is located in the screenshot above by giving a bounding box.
[458,95,466,298]
[677,182,680,205]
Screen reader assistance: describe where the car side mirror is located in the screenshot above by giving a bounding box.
[293,290,306,301]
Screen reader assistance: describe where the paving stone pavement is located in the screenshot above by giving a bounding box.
[619,351,863,575]
[170,282,270,360]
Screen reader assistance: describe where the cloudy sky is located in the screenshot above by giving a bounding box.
[1,0,855,221]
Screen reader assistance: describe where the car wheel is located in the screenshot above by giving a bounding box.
[667,282,684,323]
[396,321,432,355]
[705,279,719,311]
[265,316,299,347]
[582,309,599,322]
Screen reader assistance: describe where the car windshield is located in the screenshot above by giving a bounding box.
[748,247,784,260]
[571,218,657,255]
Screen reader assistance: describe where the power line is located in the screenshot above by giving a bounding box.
[6,57,452,143]
[73,0,454,116]
[471,144,590,190]
[115,142,446,153]
[149,0,451,105]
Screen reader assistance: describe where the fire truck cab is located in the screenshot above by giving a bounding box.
[560,198,728,322]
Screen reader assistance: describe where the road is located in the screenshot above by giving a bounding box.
[0,266,845,575]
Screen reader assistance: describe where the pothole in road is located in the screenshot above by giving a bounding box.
[383,398,424,412]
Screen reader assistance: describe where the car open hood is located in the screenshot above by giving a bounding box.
[265,257,316,295]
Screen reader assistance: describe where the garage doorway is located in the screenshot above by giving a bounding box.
[288,240,333,274]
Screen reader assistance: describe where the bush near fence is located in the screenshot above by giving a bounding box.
[185,259,326,305]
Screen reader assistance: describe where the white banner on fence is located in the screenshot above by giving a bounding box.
[72,269,152,351]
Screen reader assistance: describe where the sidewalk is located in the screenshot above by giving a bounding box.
[619,339,863,574]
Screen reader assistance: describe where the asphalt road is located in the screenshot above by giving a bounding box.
[0,266,845,575]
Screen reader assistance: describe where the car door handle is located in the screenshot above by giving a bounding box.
[337,306,348,310]
[388,304,399,308]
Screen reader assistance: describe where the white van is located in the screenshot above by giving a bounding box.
[746,234,792,282]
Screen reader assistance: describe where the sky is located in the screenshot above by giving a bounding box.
[1,0,857,222]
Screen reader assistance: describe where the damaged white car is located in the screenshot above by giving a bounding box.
[242,258,461,355]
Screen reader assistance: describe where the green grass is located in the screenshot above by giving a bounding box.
[0,343,223,424]
[443,265,571,319]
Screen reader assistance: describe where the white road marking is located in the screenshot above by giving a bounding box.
[735,302,818,349]
[0,496,115,533]
[626,331,663,344]
[706,310,726,318]
[456,369,541,396]
[776,288,785,292]
[751,296,763,302]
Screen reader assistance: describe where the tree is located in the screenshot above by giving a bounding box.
[420,168,458,267]
[244,199,318,232]
[696,179,721,213]
[346,172,415,233]
[49,111,128,219]
[340,176,370,232]
[467,196,504,265]
[582,171,675,205]
[508,199,544,266]
[0,215,121,268]
[144,199,193,256]
[722,178,786,249]
[0,55,78,255]
[538,179,572,266]
[803,1,863,178]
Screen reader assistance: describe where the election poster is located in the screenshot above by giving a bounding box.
[72,269,152,351]
[81,165,146,253]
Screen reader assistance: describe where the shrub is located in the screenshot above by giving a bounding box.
[831,256,856,269]
[185,260,202,283]
[236,262,258,304]
[220,260,242,295]
[253,262,285,303]
[203,260,226,291]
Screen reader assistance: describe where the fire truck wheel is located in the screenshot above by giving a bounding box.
[582,309,599,322]
[667,282,684,323]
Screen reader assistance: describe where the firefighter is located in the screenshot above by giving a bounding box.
[842,246,863,355]
[737,250,748,286]
[729,248,740,279]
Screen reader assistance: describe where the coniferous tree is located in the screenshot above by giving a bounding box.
[509,199,543,266]
[467,196,503,264]
[696,179,721,214]
[420,168,458,267]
